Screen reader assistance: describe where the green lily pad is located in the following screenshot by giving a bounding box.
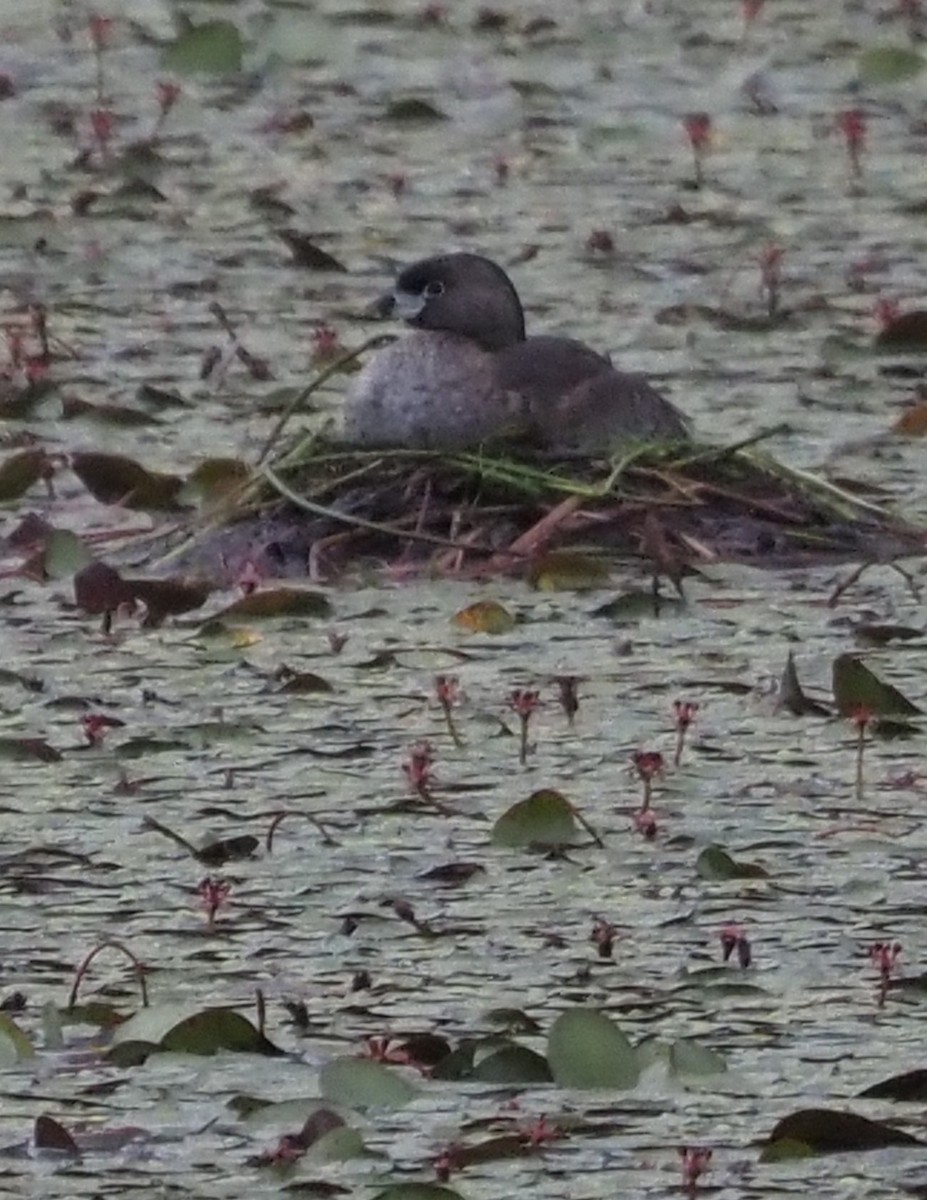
[0,1012,35,1065]
[761,1137,816,1162]
[696,844,768,880]
[547,1007,639,1089]
[42,530,92,580]
[319,1056,417,1111]
[491,789,578,848]
[471,1042,552,1084]
[0,448,46,502]
[592,589,687,621]
[858,46,924,86]
[529,551,612,592]
[385,97,446,121]
[108,1003,281,1064]
[668,1037,727,1078]
[162,19,244,74]
[307,1124,366,1162]
[832,653,920,720]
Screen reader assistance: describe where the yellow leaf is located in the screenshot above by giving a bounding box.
[230,628,262,648]
[529,551,612,592]
[452,600,516,634]
[892,401,927,437]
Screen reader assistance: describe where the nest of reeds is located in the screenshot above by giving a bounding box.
[144,341,922,580]
[168,421,923,583]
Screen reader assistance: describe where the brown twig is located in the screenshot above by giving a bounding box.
[266,809,337,852]
[68,940,149,1010]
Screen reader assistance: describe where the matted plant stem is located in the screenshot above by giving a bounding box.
[68,940,149,1010]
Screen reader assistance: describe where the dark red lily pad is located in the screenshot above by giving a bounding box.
[0,737,62,763]
[859,1069,927,1101]
[70,451,186,511]
[34,1115,80,1156]
[384,97,446,121]
[875,309,927,351]
[74,561,134,616]
[126,576,212,627]
[277,229,348,271]
[762,1107,921,1160]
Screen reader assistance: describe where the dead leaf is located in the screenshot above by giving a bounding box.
[876,310,927,351]
[209,588,332,622]
[0,448,48,503]
[181,458,251,507]
[34,1115,80,1157]
[70,451,185,511]
[276,230,347,271]
[74,561,134,616]
[452,600,516,634]
[126,577,212,627]
[0,737,62,763]
[384,97,446,121]
[892,401,927,436]
[529,550,612,592]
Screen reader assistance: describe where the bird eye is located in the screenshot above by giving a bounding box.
[424,280,444,298]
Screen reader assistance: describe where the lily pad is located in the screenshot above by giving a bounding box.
[470,1041,553,1084]
[859,1069,927,1101]
[0,1012,35,1065]
[181,458,251,507]
[452,599,516,634]
[696,844,768,880]
[307,1124,366,1161]
[761,1107,921,1160]
[491,789,578,848]
[876,309,927,351]
[41,530,92,580]
[319,1056,417,1111]
[128,576,212,626]
[34,1115,80,1156]
[162,19,244,75]
[592,589,687,621]
[858,46,924,86]
[668,1037,727,1078]
[529,551,612,591]
[209,588,332,622]
[546,1007,639,1089]
[70,451,185,511]
[0,448,47,502]
[74,561,134,616]
[385,97,446,121]
[108,1003,281,1064]
[0,737,62,764]
[832,653,920,720]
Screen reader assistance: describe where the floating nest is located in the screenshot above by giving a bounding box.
[167,425,925,582]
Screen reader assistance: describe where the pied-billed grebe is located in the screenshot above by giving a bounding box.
[342,252,689,453]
